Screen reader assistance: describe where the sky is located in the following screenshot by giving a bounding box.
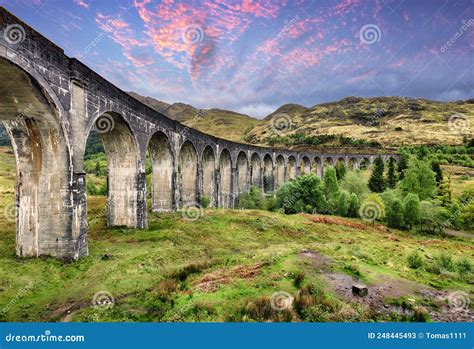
[2,0,473,118]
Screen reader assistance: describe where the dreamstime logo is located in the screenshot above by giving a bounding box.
[270,291,293,311]
[182,25,204,44]
[440,19,474,53]
[271,113,292,134]
[359,24,382,44]
[3,204,16,222]
[359,201,382,223]
[94,114,115,134]
[448,113,470,134]
[92,291,115,310]
[181,202,204,221]
[3,24,26,44]
[447,291,470,311]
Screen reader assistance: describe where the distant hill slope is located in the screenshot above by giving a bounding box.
[0,95,472,148]
[128,92,259,142]
[246,97,474,148]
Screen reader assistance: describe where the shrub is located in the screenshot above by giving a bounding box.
[387,198,404,229]
[275,174,326,214]
[436,253,455,272]
[237,186,265,210]
[199,196,211,209]
[403,193,420,229]
[294,272,305,288]
[456,258,472,278]
[348,193,360,218]
[407,250,423,269]
[337,190,351,217]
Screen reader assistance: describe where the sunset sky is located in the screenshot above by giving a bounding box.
[3,0,473,117]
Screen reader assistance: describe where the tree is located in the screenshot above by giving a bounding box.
[386,157,398,189]
[403,193,420,230]
[399,159,436,200]
[368,156,385,193]
[387,198,404,229]
[348,193,360,218]
[436,177,451,207]
[275,174,326,214]
[431,162,443,185]
[340,171,369,199]
[398,153,409,180]
[335,162,346,180]
[359,193,385,223]
[419,201,450,233]
[95,161,101,176]
[337,190,351,217]
[324,166,339,214]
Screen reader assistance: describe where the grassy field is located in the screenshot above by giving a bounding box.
[0,147,472,322]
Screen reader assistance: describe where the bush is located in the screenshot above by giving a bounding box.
[337,190,351,217]
[348,193,360,218]
[436,253,455,272]
[275,174,326,214]
[456,258,472,278]
[403,193,420,229]
[294,272,305,288]
[387,198,404,229]
[407,251,423,269]
[237,186,265,210]
[199,196,211,209]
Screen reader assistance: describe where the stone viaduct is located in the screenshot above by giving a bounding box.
[0,8,398,259]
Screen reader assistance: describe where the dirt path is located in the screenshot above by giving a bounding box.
[300,249,473,322]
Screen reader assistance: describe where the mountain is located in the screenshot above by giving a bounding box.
[0,95,472,149]
[129,92,259,142]
[245,96,474,148]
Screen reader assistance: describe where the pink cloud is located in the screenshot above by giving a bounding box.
[74,0,89,9]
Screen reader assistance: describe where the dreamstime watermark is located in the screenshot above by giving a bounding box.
[272,15,299,44]
[3,24,26,44]
[448,113,470,135]
[182,25,204,45]
[359,24,382,44]
[271,113,292,135]
[181,202,204,221]
[92,291,115,310]
[3,204,16,222]
[1,281,34,315]
[5,330,85,343]
[440,19,474,53]
[94,114,115,134]
[270,291,293,311]
[359,200,383,223]
[447,291,470,311]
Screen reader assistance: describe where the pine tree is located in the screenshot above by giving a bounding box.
[431,162,443,185]
[386,157,398,189]
[436,177,451,207]
[398,154,409,180]
[95,161,101,176]
[403,193,420,230]
[368,156,385,193]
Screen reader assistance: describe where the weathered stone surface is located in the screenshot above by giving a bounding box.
[352,284,369,297]
[0,7,399,259]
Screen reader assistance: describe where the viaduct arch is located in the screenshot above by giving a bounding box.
[0,8,398,258]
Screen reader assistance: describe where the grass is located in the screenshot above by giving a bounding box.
[0,194,472,322]
[0,147,472,322]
